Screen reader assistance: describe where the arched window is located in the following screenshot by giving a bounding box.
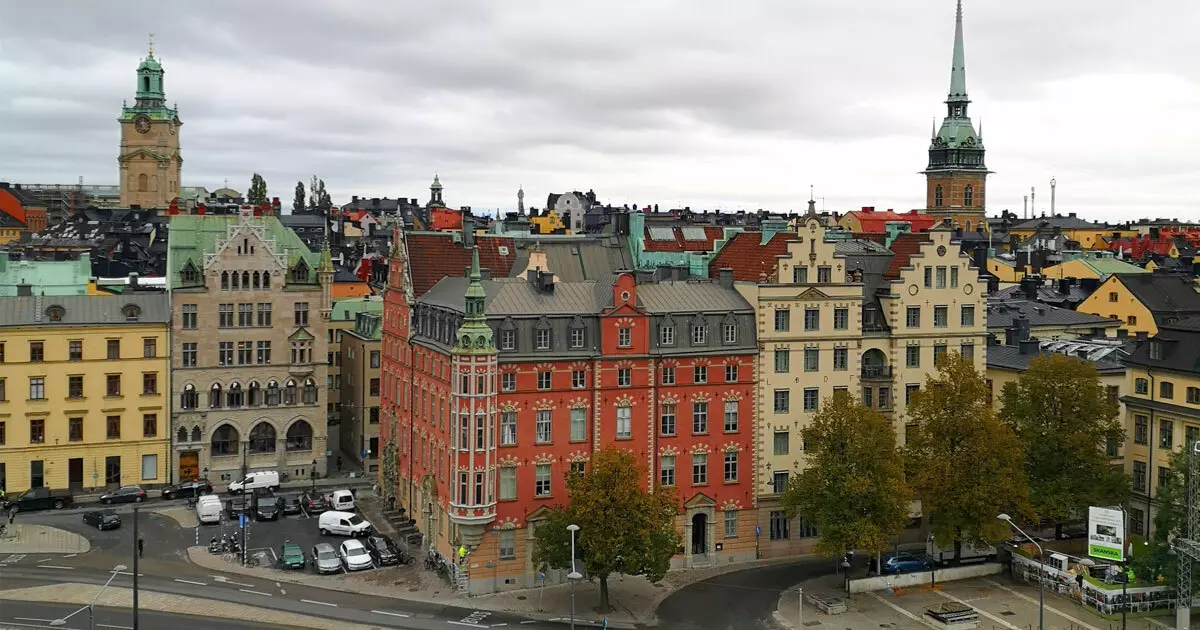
[286,420,314,452]
[242,271,250,288]
[191,426,202,443]
[283,380,297,405]
[262,273,270,289]
[227,382,244,408]
[249,422,277,453]
[934,185,944,208]
[210,424,240,456]
[964,185,974,206]
[221,271,230,290]
[143,76,150,92]
[231,272,240,290]
[181,262,200,285]
[252,272,261,289]
[177,427,188,444]
[248,381,261,406]
[964,220,972,232]
[302,378,318,405]
[181,384,198,410]
[138,173,149,192]
[209,383,223,409]
[266,380,281,406]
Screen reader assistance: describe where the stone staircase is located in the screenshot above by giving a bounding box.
[381,505,424,548]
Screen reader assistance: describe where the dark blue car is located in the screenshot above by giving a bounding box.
[882,552,932,574]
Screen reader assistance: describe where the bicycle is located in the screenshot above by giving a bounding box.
[222,552,235,563]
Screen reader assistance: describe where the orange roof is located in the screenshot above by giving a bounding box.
[0,189,27,225]
[332,282,373,299]
[883,233,932,279]
[847,209,937,233]
[406,233,516,297]
[708,231,798,283]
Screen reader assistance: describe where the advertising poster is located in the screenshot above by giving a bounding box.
[1088,506,1125,562]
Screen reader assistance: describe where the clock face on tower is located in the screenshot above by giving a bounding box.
[133,114,151,134]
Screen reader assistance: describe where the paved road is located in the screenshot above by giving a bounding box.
[0,600,295,630]
[655,558,835,630]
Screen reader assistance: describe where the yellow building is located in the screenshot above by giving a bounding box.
[0,294,171,493]
[733,219,986,557]
[1121,320,1200,539]
[1006,215,1134,251]
[528,208,566,235]
[986,255,1025,282]
[1077,273,1200,337]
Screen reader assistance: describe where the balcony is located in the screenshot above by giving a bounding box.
[861,365,893,380]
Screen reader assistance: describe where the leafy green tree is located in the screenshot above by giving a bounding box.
[309,176,332,214]
[905,354,1031,557]
[1000,354,1129,528]
[247,173,268,205]
[781,391,912,558]
[532,448,679,612]
[1128,447,1189,584]
[293,180,306,214]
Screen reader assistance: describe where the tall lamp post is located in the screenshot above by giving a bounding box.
[999,513,1044,630]
[50,564,127,630]
[311,458,318,493]
[567,524,582,630]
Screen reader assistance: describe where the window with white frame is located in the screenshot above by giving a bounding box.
[723,400,738,432]
[724,451,738,482]
[692,453,708,484]
[501,373,515,392]
[537,371,551,390]
[724,510,738,538]
[535,464,551,496]
[661,366,675,385]
[660,403,676,436]
[660,455,675,486]
[659,325,675,346]
[693,365,707,383]
[500,411,517,445]
[499,530,516,560]
[692,401,708,434]
[500,330,515,350]
[616,406,632,439]
[618,327,631,348]
[571,408,587,441]
[536,328,551,350]
[723,323,737,344]
[499,467,516,499]
[570,327,585,348]
[692,324,707,345]
[536,410,552,443]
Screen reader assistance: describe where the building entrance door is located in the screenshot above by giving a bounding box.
[68,458,84,491]
[691,513,708,555]
[179,451,199,482]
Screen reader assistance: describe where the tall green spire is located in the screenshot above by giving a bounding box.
[454,247,494,354]
[947,0,967,103]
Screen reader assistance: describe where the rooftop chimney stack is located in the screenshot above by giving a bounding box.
[1030,187,1035,218]
[1023,195,1028,220]
[1050,177,1057,217]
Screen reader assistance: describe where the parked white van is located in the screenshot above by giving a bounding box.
[195,495,222,524]
[926,535,997,565]
[318,510,372,537]
[228,471,280,494]
[325,489,356,512]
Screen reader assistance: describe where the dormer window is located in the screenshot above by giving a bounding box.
[122,304,141,321]
[691,320,708,346]
[46,306,65,322]
[535,318,552,350]
[1150,340,1164,361]
[181,261,200,285]
[569,316,586,348]
[499,318,516,351]
[291,260,310,284]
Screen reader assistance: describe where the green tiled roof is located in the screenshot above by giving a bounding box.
[166,215,321,289]
[1078,256,1147,277]
[0,253,92,296]
[332,296,383,321]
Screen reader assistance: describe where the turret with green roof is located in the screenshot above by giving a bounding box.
[453,247,495,355]
[926,0,986,169]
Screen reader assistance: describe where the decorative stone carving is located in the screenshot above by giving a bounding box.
[613,394,636,408]
[567,397,589,409]
[498,454,522,467]
[533,453,555,465]
[722,441,744,453]
[690,443,713,454]
[567,451,590,463]
[660,445,681,456]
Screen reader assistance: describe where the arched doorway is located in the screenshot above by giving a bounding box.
[691,513,708,556]
[861,348,887,378]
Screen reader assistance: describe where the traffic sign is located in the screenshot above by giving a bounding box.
[755,525,761,536]
[238,514,248,527]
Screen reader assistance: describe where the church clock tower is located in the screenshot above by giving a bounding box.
[923,0,990,230]
[118,40,182,210]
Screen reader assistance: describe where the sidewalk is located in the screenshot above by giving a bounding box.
[0,582,384,630]
[0,524,91,554]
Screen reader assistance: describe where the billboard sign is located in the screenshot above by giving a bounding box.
[1087,506,1125,562]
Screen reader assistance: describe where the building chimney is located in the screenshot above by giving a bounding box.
[1050,177,1057,217]
[1020,276,1040,300]
[1136,331,1148,341]
[1058,278,1070,295]
[271,197,281,215]
[128,272,139,289]
[1004,327,1016,346]
[479,268,491,281]
[1117,328,1128,339]
[1015,316,1031,342]
[971,245,988,271]
[1019,338,1040,355]
[719,267,734,289]
[462,216,475,247]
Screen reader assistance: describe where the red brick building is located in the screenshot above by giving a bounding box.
[380,231,758,594]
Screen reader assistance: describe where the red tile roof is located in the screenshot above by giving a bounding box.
[708,231,799,283]
[1107,235,1174,260]
[405,233,517,297]
[848,209,938,233]
[642,226,727,252]
[883,233,932,279]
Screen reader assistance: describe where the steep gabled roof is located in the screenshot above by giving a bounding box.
[405,233,517,298]
[883,233,932,279]
[707,231,798,282]
[847,210,938,233]
[1117,274,1200,325]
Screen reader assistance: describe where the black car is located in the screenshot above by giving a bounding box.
[254,497,281,521]
[363,534,406,566]
[300,491,329,514]
[161,479,213,500]
[278,493,303,515]
[100,486,147,505]
[226,495,248,519]
[82,509,122,530]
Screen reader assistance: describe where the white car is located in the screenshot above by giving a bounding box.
[339,539,373,571]
[326,489,356,512]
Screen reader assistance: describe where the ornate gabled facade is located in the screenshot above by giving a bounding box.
[118,44,182,210]
[167,211,330,483]
[923,0,989,231]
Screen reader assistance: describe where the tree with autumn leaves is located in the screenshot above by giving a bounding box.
[532,448,679,613]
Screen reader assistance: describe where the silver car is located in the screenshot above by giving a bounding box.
[312,543,341,574]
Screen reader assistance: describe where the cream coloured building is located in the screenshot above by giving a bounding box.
[721,218,987,557]
[167,211,332,484]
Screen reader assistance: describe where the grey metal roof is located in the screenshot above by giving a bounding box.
[506,236,633,283]
[0,293,171,328]
[637,280,752,314]
[986,299,1120,330]
[422,277,605,316]
[987,343,1126,374]
[834,239,890,255]
[991,283,1095,305]
[1116,273,1200,325]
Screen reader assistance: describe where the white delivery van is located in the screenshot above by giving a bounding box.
[195,495,222,524]
[927,535,997,565]
[326,489,356,512]
[318,510,373,537]
[228,470,280,494]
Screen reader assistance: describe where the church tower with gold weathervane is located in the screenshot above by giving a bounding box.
[118,35,182,210]
[923,0,990,231]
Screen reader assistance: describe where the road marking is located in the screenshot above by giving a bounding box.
[3,554,27,564]
[62,553,77,558]
[520,622,538,625]
[13,618,53,623]
[114,571,144,577]
[490,624,508,627]
[868,593,942,630]
[280,589,287,595]
[300,599,338,607]
[98,624,134,629]
[933,588,1023,630]
[174,578,207,586]
[211,576,255,587]
[448,623,488,628]
[983,579,1102,630]
[238,588,273,596]
[37,565,75,570]
[36,558,51,563]
[371,610,412,618]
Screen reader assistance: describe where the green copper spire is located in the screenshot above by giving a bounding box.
[947,0,967,103]
[454,247,494,354]
[122,41,177,123]
[431,175,443,190]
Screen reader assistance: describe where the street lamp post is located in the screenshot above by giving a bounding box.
[567,524,582,630]
[311,459,318,493]
[999,513,1043,630]
[50,564,127,630]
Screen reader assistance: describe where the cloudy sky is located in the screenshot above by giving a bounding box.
[1,1,1197,222]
